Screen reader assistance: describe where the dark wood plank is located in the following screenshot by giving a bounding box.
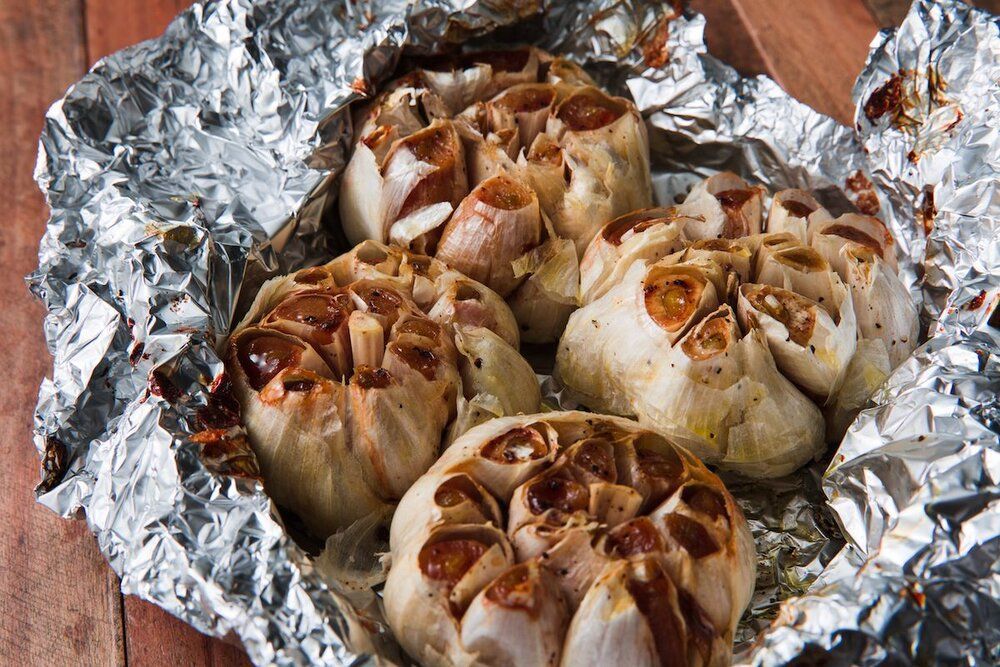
[0,0,127,665]
[82,3,251,664]
[692,0,769,78]
[83,0,192,59]
[124,599,251,667]
[725,0,881,124]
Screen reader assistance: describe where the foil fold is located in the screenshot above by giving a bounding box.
[28,0,999,664]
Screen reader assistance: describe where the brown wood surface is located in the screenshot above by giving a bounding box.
[2,0,928,664]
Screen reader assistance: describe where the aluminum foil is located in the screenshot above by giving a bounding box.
[28,0,999,664]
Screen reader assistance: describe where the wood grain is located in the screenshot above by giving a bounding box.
[124,598,250,667]
[0,0,126,665]
[692,0,769,78]
[83,0,192,60]
[725,0,881,124]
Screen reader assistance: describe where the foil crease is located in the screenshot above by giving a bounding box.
[28,0,998,665]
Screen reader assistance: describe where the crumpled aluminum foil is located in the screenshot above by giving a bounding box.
[28,0,999,664]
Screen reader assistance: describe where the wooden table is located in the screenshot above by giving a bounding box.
[1,0,993,664]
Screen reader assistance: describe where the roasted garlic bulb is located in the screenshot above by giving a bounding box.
[226,241,540,539]
[558,175,919,476]
[385,412,755,666]
[339,46,653,342]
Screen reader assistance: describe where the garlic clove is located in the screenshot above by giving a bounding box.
[766,188,832,242]
[561,557,727,667]
[227,330,388,538]
[737,283,857,401]
[640,261,723,341]
[508,466,590,535]
[435,174,543,297]
[579,207,692,304]
[460,561,569,666]
[486,83,557,150]
[840,244,919,368]
[449,325,542,440]
[384,523,513,666]
[389,471,504,553]
[811,213,898,274]
[427,276,521,348]
[545,87,653,254]
[677,172,765,240]
[346,363,451,500]
[260,290,355,378]
[325,240,403,285]
[754,242,842,310]
[682,237,754,285]
[510,515,611,609]
[380,120,468,244]
[447,420,561,502]
[346,310,384,370]
[647,480,756,639]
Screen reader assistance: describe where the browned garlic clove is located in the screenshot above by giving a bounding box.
[384,523,514,666]
[259,291,355,377]
[544,87,653,254]
[435,174,543,297]
[766,188,832,242]
[579,207,692,304]
[811,213,898,274]
[678,172,765,240]
[561,557,727,667]
[460,561,569,666]
[486,83,557,150]
[737,283,857,401]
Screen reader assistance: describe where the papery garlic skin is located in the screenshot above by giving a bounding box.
[225,241,539,541]
[420,47,541,113]
[737,283,857,401]
[435,174,543,297]
[508,237,580,343]
[766,188,832,242]
[557,258,721,416]
[545,87,653,254]
[677,172,765,241]
[579,208,693,305]
[634,306,826,477]
[449,325,542,440]
[386,412,753,667]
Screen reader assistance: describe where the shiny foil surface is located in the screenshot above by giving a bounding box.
[28,0,999,664]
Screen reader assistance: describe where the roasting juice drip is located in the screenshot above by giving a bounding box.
[237,335,303,391]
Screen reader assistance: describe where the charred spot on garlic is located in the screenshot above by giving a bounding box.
[481,426,549,463]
